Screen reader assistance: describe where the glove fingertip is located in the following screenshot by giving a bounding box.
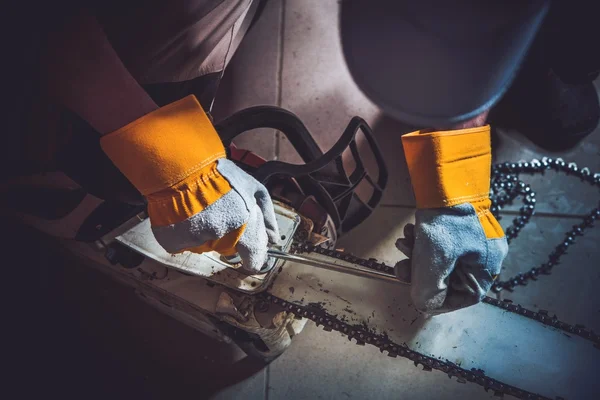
[394,238,403,250]
[254,183,279,229]
[394,259,412,282]
[237,239,267,273]
[236,205,270,273]
[266,228,280,245]
[260,208,280,241]
[255,204,279,245]
[404,223,415,237]
[395,238,413,257]
[253,255,268,273]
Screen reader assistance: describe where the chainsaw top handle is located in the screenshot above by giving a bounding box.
[214,106,388,236]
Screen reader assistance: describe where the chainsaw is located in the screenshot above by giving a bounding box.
[3,106,599,399]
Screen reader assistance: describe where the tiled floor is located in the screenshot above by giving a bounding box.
[209,1,600,399]
[15,1,598,399]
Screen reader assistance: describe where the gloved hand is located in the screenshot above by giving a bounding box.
[395,126,508,314]
[100,95,279,272]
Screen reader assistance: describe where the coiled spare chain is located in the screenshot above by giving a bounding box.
[489,157,600,292]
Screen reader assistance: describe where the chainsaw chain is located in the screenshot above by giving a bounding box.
[489,157,600,292]
[267,158,599,399]
[260,292,550,400]
[292,242,600,347]
[291,242,396,275]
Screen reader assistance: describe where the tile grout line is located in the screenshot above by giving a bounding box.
[380,204,592,219]
[498,209,592,219]
[264,364,270,400]
[274,0,286,160]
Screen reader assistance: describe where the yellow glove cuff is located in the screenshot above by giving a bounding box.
[100,95,226,196]
[401,126,491,209]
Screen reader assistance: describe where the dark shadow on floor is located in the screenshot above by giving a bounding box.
[3,224,266,400]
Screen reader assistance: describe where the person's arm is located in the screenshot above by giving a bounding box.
[44,10,158,135]
[435,110,490,131]
[42,9,279,272]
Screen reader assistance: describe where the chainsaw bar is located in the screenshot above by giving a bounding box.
[263,243,600,400]
[292,243,600,347]
[261,293,547,399]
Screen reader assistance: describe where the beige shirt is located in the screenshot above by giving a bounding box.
[98,0,255,84]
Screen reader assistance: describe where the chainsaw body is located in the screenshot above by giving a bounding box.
[2,106,387,361]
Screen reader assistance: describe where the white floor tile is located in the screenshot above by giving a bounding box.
[498,213,600,332]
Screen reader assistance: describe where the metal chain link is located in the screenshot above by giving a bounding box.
[260,292,551,400]
[489,157,600,292]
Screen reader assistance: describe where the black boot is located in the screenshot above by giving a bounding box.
[489,68,599,152]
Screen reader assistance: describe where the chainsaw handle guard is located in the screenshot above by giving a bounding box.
[215,107,388,236]
[215,106,323,163]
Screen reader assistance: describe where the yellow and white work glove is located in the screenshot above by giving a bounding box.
[396,126,508,314]
[100,95,279,273]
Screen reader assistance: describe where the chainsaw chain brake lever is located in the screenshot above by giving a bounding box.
[267,248,408,285]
